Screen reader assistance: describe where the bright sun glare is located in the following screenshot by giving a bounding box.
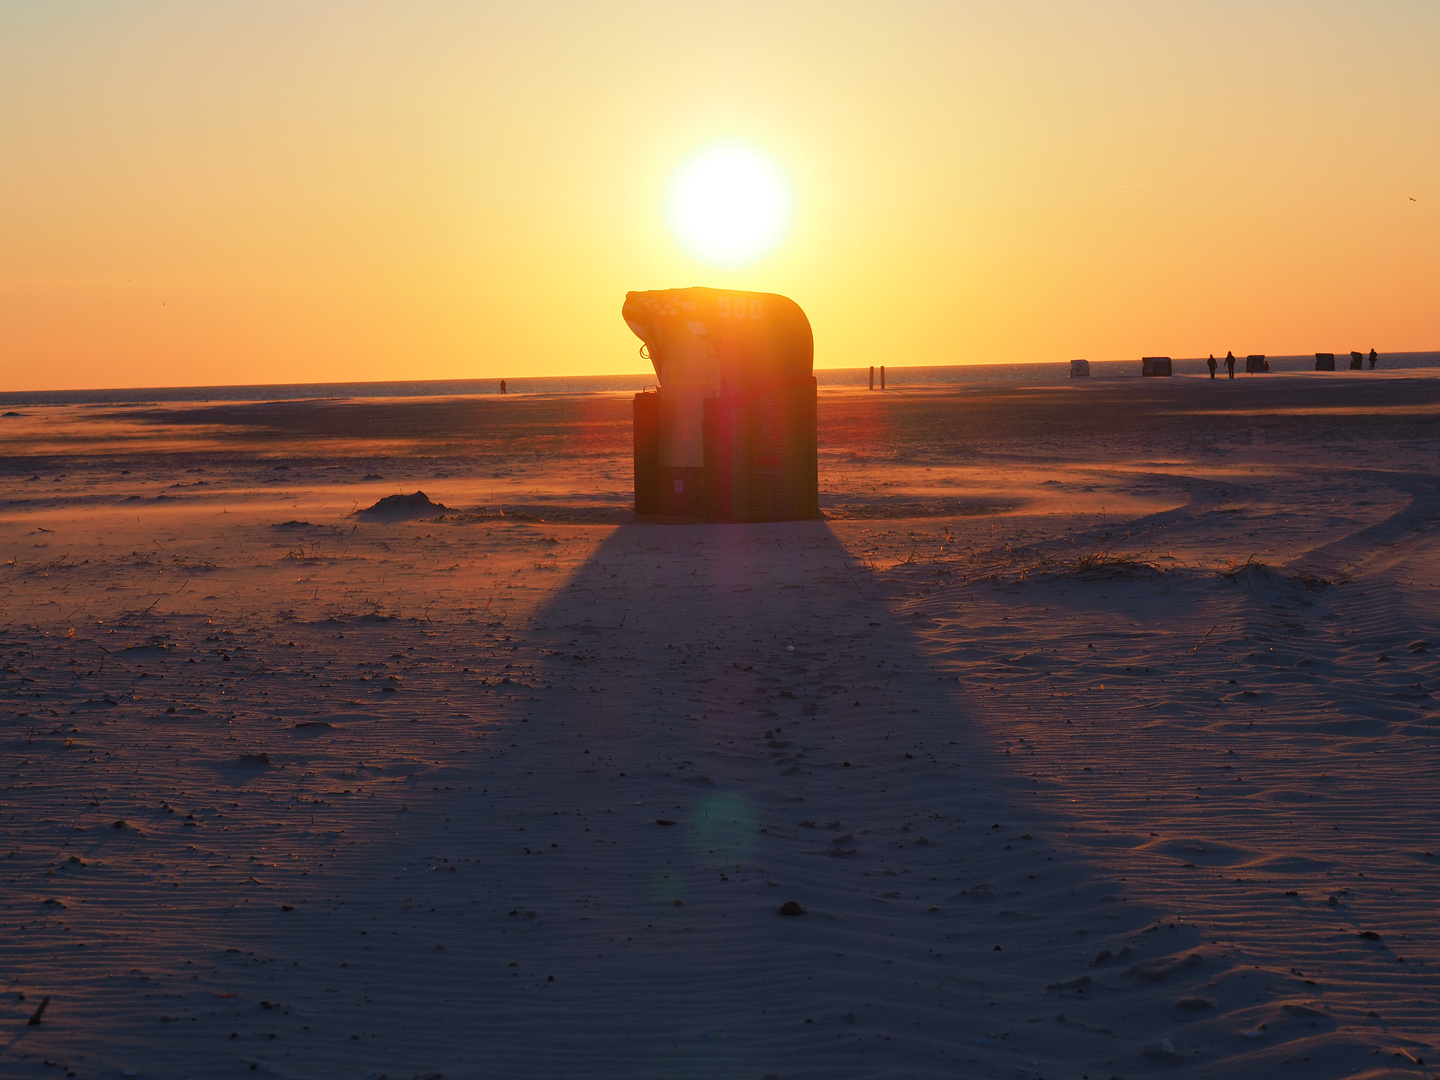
[663,142,795,269]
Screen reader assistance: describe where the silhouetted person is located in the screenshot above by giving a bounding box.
[500,380,507,395]
[1224,351,1236,379]
[1369,348,1378,369]
[1207,354,1217,379]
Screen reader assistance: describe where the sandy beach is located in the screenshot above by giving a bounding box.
[2,372,1438,1079]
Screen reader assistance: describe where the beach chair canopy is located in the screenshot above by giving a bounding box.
[622,287,814,394]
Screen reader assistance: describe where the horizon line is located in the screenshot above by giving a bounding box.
[4,351,1440,399]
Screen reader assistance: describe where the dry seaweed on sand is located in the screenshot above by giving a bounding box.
[906,541,1173,586]
[1217,555,1337,590]
[1027,546,1171,582]
[822,498,1019,520]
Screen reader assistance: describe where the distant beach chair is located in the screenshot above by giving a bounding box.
[1070,359,1090,378]
[1315,353,1336,371]
[1245,354,1267,374]
[1350,351,1364,370]
[1141,356,1172,377]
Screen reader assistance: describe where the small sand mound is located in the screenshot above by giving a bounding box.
[1218,558,1334,591]
[355,491,450,521]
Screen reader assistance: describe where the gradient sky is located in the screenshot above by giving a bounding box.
[2,1,1437,391]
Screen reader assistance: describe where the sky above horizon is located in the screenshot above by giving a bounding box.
[2,1,1438,391]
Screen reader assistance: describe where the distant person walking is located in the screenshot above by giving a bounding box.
[1369,348,1379,369]
[500,380,507,395]
[1207,354,1218,379]
[1224,351,1236,379]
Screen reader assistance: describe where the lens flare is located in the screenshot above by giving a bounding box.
[663,142,795,269]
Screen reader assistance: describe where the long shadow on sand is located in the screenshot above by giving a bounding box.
[261,520,1226,1080]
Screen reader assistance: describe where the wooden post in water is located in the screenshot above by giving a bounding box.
[868,366,874,390]
[880,365,886,390]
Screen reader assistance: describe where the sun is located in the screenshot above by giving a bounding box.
[663,142,795,269]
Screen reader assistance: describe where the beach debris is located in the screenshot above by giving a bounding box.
[355,491,450,521]
[239,752,272,766]
[1125,953,1203,982]
[777,901,806,916]
[1143,1039,1186,1063]
[26,995,50,1026]
[1175,998,1212,1011]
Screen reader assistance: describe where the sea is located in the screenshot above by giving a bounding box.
[3,353,1438,407]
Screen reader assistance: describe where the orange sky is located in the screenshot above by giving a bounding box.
[2,2,1437,391]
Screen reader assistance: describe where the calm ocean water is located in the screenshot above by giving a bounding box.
[3,353,1438,406]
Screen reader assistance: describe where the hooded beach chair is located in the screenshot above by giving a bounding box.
[623,287,819,523]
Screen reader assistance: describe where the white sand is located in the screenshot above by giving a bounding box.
[1,376,1437,1078]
